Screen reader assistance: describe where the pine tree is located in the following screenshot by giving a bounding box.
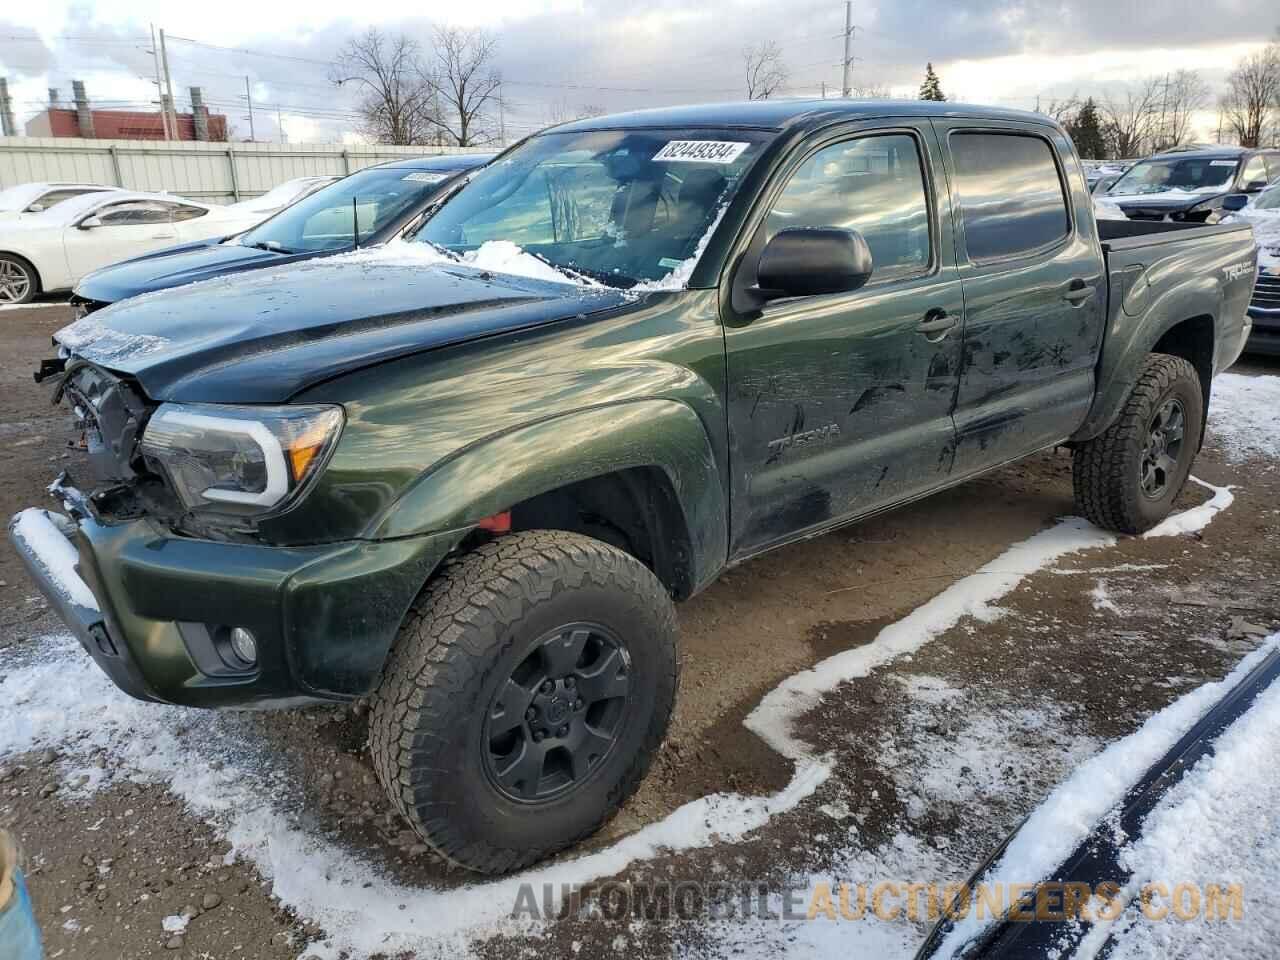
[1067,97,1107,160]
[919,63,946,102]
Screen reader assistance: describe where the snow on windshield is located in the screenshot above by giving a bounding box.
[1108,157,1237,197]
[335,238,601,288]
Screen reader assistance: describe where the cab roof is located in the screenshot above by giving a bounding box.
[548,98,1057,134]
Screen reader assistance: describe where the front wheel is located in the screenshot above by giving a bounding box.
[0,255,37,305]
[1072,353,1204,534]
[369,530,679,874]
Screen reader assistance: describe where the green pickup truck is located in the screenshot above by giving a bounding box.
[11,100,1256,874]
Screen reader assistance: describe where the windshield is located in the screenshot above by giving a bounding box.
[1108,157,1238,196]
[1255,186,1280,211]
[0,184,42,212]
[416,128,770,288]
[237,166,452,254]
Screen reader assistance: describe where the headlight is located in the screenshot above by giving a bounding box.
[140,403,344,515]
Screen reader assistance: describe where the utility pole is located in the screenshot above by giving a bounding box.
[0,78,14,136]
[821,81,827,99]
[159,28,178,139]
[497,80,506,147]
[1158,72,1170,149]
[243,76,256,141]
[277,105,285,143]
[149,24,173,139]
[841,1,854,97]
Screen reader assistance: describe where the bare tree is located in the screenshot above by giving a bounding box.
[743,41,788,100]
[545,99,605,126]
[848,83,890,99]
[1154,69,1211,149]
[1102,78,1163,158]
[1040,94,1082,127]
[331,28,437,145]
[423,26,502,146]
[1220,43,1280,148]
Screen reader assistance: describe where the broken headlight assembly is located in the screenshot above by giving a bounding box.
[139,403,344,517]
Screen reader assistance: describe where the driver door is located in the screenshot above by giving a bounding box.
[63,199,180,282]
[723,124,965,557]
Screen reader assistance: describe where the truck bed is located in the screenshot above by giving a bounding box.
[1097,217,1252,251]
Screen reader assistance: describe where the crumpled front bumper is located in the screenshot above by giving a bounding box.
[8,504,462,709]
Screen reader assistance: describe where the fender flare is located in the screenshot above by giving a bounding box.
[368,399,729,595]
[1071,277,1219,443]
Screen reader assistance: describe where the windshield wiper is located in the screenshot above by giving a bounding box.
[244,240,297,254]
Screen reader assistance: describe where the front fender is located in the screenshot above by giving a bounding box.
[368,399,728,594]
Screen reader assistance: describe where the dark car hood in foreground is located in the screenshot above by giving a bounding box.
[55,257,630,403]
[74,239,319,304]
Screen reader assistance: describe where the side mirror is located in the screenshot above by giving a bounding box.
[26,202,46,213]
[755,227,874,300]
[1221,194,1249,212]
[77,215,103,230]
[1244,180,1269,193]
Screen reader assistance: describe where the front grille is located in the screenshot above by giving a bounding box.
[1253,273,1280,311]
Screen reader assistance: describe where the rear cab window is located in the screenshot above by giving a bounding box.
[949,132,1070,262]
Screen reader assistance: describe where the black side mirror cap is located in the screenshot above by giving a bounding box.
[754,227,874,301]
[1244,180,1269,193]
[1221,194,1249,212]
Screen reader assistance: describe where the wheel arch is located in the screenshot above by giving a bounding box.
[368,399,728,599]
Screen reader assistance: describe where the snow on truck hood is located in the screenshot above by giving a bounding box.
[52,244,630,404]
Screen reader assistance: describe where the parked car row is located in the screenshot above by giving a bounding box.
[0,156,490,306]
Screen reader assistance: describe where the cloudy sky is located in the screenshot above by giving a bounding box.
[1,0,1276,144]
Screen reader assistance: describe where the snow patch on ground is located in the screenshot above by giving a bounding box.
[1091,579,1120,613]
[1207,373,1280,463]
[1096,637,1280,959]
[930,633,1280,959]
[1142,477,1233,539]
[745,517,1116,763]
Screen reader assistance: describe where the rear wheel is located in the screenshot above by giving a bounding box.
[0,255,37,305]
[1072,353,1204,534]
[369,530,679,874]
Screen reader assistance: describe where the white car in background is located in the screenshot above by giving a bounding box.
[0,182,122,219]
[0,190,265,304]
[227,176,340,219]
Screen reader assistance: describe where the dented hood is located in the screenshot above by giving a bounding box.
[54,257,628,403]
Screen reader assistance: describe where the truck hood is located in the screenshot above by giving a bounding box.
[53,257,630,403]
[74,238,317,305]
[1107,188,1222,214]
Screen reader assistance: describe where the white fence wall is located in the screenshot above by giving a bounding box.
[0,138,493,205]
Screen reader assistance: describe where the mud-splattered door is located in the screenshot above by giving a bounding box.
[931,122,1105,476]
[724,126,964,558]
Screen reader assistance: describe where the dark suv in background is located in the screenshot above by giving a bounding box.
[1101,145,1280,223]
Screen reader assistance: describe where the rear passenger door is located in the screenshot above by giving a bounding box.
[930,121,1105,478]
[723,123,965,557]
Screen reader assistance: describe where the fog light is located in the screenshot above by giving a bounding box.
[229,627,258,666]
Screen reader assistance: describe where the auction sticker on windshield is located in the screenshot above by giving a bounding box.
[402,172,449,183]
[653,141,751,164]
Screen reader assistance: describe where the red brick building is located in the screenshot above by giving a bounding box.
[25,107,228,141]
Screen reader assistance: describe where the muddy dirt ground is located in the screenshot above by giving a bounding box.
[1,302,1277,958]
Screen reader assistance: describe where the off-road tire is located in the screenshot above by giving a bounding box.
[1073,353,1204,534]
[369,530,679,874]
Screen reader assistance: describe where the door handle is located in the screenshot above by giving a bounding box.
[917,309,957,340]
[1063,279,1096,305]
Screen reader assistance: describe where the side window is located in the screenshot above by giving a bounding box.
[97,201,175,225]
[35,188,107,209]
[766,133,932,282]
[1266,153,1280,182]
[950,133,1070,262]
[1240,155,1267,187]
[169,203,208,222]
